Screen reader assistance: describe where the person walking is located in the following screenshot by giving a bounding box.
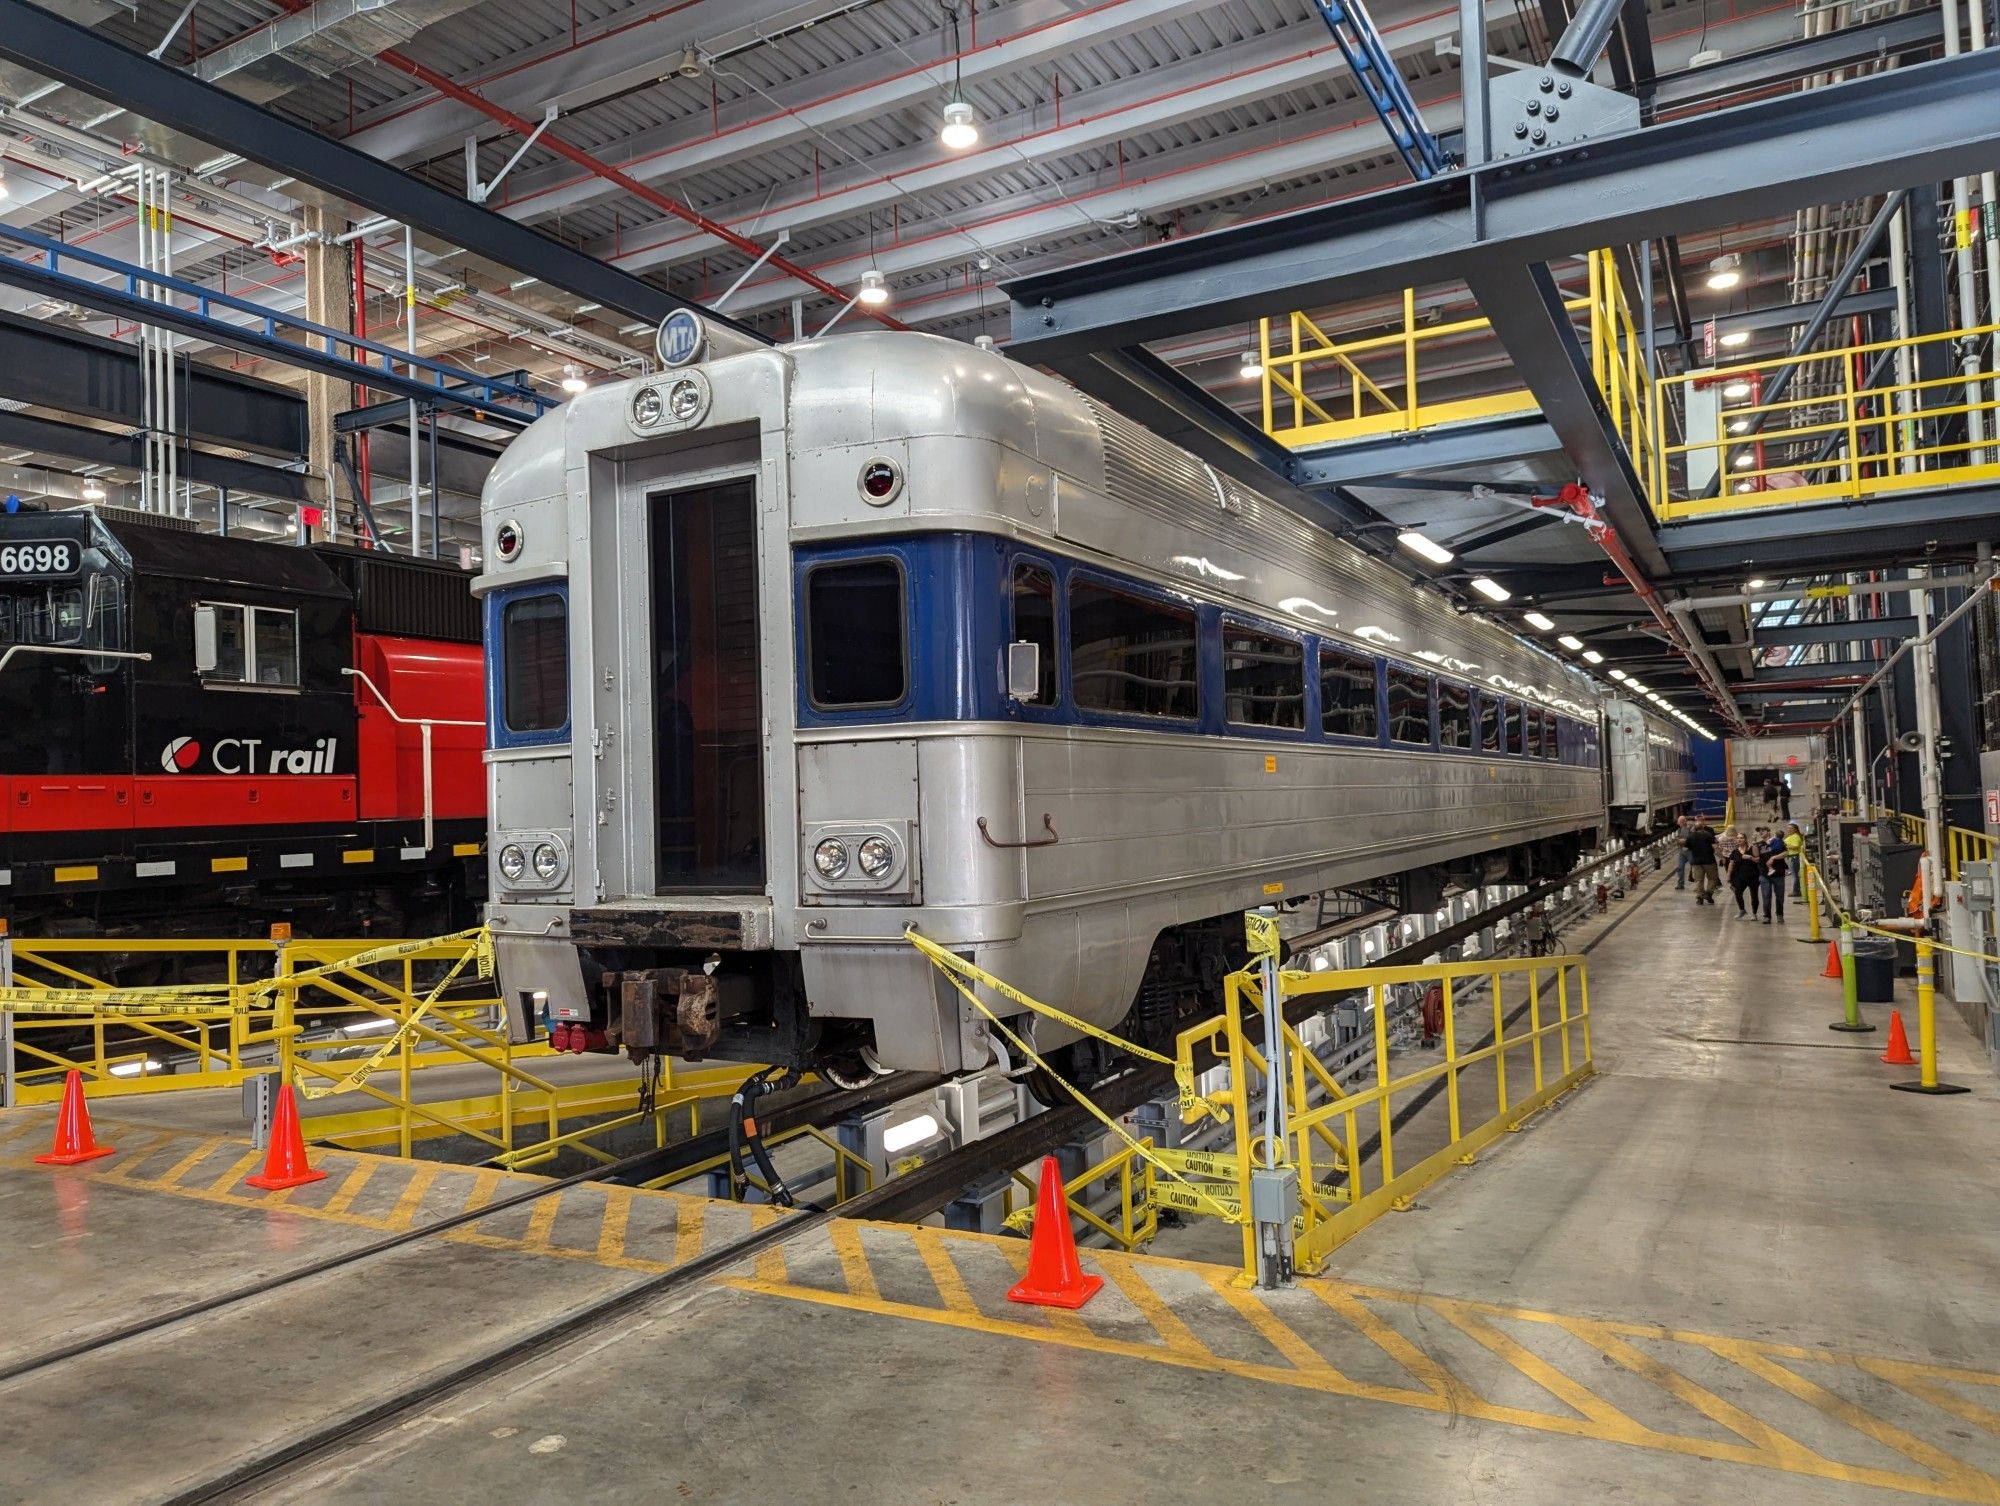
[1758,826,1788,924]
[1785,823,1806,897]
[1727,837,1763,918]
[1685,816,1720,905]
[1673,813,1691,890]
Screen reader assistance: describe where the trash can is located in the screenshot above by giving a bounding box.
[1852,937,1897,1004]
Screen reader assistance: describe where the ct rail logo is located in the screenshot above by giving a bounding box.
[158,736,339,775]
[161,737,203,773]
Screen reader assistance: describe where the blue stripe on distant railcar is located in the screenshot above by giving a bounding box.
[791,532,1604,768]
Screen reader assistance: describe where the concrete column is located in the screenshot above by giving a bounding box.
[299,205,350,540]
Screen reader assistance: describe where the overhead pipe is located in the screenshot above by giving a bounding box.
[1672,571,1987,614]
[1548,0,1626,79]
[1827,563,2000,724]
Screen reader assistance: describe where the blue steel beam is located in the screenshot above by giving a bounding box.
[0,228,549,426]
[1307,0,1450,179]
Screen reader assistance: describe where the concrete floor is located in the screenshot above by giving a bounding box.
[3,871,1998,1505]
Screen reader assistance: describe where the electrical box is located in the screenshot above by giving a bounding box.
[1685,376,1723,494]
[1250,1165,1300,1226]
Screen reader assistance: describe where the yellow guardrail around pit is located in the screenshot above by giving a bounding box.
[1177,936,1593,1282]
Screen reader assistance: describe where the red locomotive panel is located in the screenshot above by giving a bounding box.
[354,634,484,823]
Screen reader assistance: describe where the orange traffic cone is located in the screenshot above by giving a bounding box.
[1821,940,1844,980]
[1007,1155,1104,1310]
[34,1069,115,1166]
[245,1083,327,1191]
[1880,1010,1916,1066]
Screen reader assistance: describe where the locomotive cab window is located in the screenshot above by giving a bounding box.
[1319,646,1379,741]
[1069,580,1198,720]
[1008,561,1058,705]
[1223,622,1304,729]
[195,602,300,689]
[501,592,568,733]
[1386,667,1432,746]
[806,558,908,709]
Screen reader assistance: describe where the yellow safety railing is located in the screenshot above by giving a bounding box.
[1178,952,1592,1281]
[1883,810,1997,882]
[1257,250,1635,450]
[1653,322,2000,521]
[1003,1137,1160,1255]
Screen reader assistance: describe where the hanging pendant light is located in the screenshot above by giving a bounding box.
[936,4,980,151]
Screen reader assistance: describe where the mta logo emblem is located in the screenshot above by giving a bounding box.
[161,737,202,773]
[657,310,704,368]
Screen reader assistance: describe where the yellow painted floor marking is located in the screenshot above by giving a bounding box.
[1202,1268,1332,1372]
[385,1163,441,1229]
[0,1116,50,1146]
[151,1136,228,1190]
[1306,1283,1479,1408]
[1710,1338,1999,1494]
[597,1193,632,1264]
[92,1129,181,1181]
[522,1196,563,1249]
[205,1149,266,1193]
[320,1162,376,1217]
[672,1199,706,1267]
[729,1275,2000,1506]
[829,1221,880,1302]
[911,1227,975,1314]
[460,1167,504,1215]
[751,1213,789,1284]
[1430,1296,1641,1428]
[1564,1319,1826,1469]
[1096,1262,1212,1357]
[1863,1361,2000,1435]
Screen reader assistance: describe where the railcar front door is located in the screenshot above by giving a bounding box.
[649,480,764,893]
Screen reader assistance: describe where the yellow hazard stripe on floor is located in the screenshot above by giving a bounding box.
[728,1221,2000,1506]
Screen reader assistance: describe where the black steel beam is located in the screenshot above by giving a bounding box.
[0,309,305,459]
[1756,615,1919,646]
[1732,686,1858,703]
[1742,661,1875,685]
[1660,490,2000,574]
[1465,260,1669,575]
[1447,513,1559,553]
[1346,475,1543,496]
[0,0,755,338]
[0,410,311,501]
[1650,289,1897,350]
[1291,418,1560,487]
[1007,50,2000,359]
[1646,10,1941,113]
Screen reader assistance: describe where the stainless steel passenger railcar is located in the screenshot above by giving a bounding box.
[1605,696,1695,835]
[477,328,1613,1079]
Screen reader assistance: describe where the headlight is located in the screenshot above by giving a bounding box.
[856,836,895,878]
[632,387,664,426]
[498,844,527,881]
[532,843,562,881]
[667,378,702,421]
[813,839,849,879]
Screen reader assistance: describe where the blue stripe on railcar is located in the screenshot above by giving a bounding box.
[791,532,1603,771]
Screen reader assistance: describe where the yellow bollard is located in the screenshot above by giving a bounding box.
[1806,867,1822,943]
[1890,939,1969,1096]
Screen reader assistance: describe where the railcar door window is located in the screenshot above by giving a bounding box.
[1437,679,1471,749]
[1069,581,1198,720]
[198,603,300,688]
[1223,623,1304,729]
[500,592,568,733]
[1319,646,1379,741]
[1540,710,1559,760]
[1008,561,1058,705]
[1386,667,1431,745]
[806,559,907,708]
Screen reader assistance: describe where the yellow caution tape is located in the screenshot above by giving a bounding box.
[1805,862,2000,966]
[297,932,493,1102]
[904,928,1244,1224]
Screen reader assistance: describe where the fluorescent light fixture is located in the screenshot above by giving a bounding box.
[1557,634,1585,651]
[1469,576,1510,602]
[1609,668,1628,680]
[1582,649,1604,664]
[1719,330,1751,349]
[1732,451,1754,468]
[883,1112,941,1154]
[1728,418,1752,434]
[1522,611,1556,631]
[939,99,980,151]
[1746,578,1767,589]
[108,1059,161,1077]
[1395,531,1454,565]
[1706,254,1742,291]
[1723,379,1752,400]
[343,1018,397,1035]
[857,268,891,307]
[1238,349,1264,380]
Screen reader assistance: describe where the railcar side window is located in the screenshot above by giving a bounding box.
[1541,711,1559,761]
[1480,695,1502,754]
[1319,647,1378,741]
[1436,680,1471,749]
[501,592,568,733]
[198,602,300,689]
[1069,581,1198,720]
[1524,708,1543,759]
[1009,561,1058,705]
[1505,702,1526,756]
[807,558,908,708]
[1386,667,1431,745]
[1223,623,1304,729]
